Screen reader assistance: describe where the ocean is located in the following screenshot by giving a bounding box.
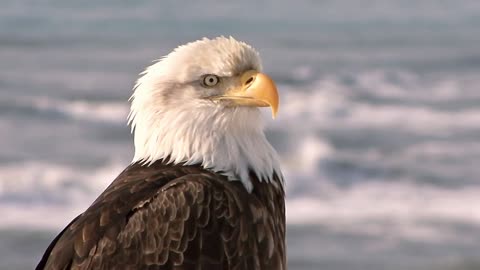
[1,0,480,269]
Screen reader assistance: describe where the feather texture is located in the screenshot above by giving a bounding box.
[128,37,283,191]
[36,160,285,270]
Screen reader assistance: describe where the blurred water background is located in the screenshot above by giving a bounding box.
[1,0,480,269]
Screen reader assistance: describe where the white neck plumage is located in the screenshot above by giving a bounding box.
[129,101,282,192]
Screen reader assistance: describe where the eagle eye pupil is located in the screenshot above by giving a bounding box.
[203,75,219,87]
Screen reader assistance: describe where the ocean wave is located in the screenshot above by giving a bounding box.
[286,181,480,242]
[3,96,129,124]
[0,161,126,229]
[272,71,480,188]
[0,161,124,202]
[275,71,480,135]
[280,131,480,190]
[344,70,480,102]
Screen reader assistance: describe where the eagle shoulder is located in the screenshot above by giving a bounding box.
[37,162,285,270]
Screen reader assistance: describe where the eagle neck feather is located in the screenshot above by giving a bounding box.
[129,101,283,192]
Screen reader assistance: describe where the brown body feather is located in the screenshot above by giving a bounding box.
[36,160,285,270]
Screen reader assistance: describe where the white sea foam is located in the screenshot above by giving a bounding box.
[286,181,480,242]
[350,70,480,101]
[276,71,480,135]
[0,161,125,229]
[15,96,129,124]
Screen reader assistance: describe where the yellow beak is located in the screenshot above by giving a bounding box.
[210,70,279,118]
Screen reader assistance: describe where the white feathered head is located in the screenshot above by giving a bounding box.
[129,36,281,191]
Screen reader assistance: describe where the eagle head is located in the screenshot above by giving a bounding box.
[129,36,282,191]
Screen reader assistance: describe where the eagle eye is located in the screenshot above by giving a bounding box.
[202,74,220,87]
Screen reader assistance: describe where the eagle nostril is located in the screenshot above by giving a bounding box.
[245,76,254,86]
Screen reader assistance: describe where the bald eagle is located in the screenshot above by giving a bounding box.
[36,37,285,270]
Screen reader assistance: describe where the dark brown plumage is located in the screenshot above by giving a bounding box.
[36,160,285,270]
